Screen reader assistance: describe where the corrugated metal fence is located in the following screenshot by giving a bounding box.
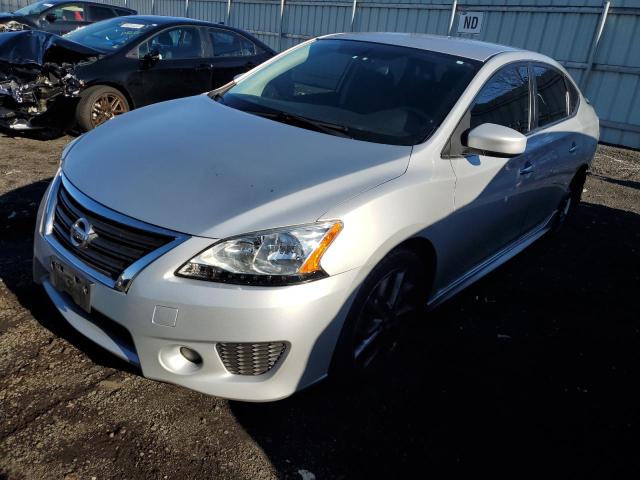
[1,0,639,147]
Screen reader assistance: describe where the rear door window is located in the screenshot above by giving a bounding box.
[209,29,256,57]
[470,64,531,134]
[88,5,115,22]
[534,65,569,128]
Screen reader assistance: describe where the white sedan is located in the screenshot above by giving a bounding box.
[34,33,599,401]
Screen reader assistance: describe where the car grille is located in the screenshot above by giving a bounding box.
[51,182,175,281]
[216,342,286,376]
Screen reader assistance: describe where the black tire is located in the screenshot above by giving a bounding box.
[554,167,587,231]
[76,85,130,132]
[329,247,430,382]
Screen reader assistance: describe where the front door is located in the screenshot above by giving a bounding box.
[137,26,213,106]
[446,63,534,277]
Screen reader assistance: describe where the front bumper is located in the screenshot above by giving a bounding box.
[33,181,360,402]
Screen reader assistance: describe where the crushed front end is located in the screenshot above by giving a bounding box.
[0,30,99,131]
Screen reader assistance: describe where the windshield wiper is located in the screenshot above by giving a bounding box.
[243,110,353,139]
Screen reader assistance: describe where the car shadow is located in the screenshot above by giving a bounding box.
[591,173,640,191]
[229,200,640,477]
[0,180,139,374]
[2,177,639,477]
[0,127,74,141]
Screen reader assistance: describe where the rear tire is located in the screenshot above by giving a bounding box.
[329,247,430,382]
[554,168,587,231]
[76,85,130,132]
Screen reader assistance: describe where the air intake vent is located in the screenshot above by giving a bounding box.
[216,342,286,376]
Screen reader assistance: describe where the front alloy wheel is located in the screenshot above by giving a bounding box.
[76,85,130,132]
[331,248,429,378]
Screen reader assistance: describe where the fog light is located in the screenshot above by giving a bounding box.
[180,346,202,364]
[159,345,203,375]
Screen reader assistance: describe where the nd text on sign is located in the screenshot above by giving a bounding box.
[458,12,484,34]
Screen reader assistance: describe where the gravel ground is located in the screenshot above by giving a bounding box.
[0,134,639,479]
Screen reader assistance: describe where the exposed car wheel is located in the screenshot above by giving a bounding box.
[554,167,587,231]
[330,247,430,381]
[76,86,130,131]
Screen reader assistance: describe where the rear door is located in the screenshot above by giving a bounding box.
[137,26,213,105]
[518,64,580,233]
[205,28,264,88]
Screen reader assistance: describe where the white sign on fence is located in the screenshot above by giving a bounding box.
[457,12,484,34]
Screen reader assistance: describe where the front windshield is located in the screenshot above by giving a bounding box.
[14,1,53,15]
[221,38,481,146]
[64,17,157,52]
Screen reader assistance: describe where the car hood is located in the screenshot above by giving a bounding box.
[0,30,100,66]
[63,95,412,238]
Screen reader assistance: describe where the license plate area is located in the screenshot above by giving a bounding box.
[50,257,94,313]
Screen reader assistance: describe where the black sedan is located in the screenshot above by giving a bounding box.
[0,16,275,131]
[0,0,135,34]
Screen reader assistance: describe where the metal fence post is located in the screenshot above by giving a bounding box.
[226,0,232,24]
[582,0,610,91]
[447,0,457,36]
[278,0,286,51]
[151,0,155,15]
[185,0,189,18]
[350,0,358,32]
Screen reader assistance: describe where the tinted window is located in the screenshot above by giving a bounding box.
[470,64,530,134]
[210,29,256,57]
[88,5,115,22]
[115,8,132,16]
[140,27,204,60]
[221,39,481,146]
[48,3,86,22]
[534,65,568,127]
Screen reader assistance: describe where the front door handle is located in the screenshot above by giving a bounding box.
[569,142,578,153]
[519,162,535,175]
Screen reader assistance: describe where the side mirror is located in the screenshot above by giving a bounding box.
[141,48,162,67]
[45,13,57,23]
[464,123,527,157]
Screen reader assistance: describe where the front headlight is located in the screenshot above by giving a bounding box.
[176,221,343,286]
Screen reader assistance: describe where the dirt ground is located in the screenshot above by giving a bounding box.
[0,133,639,479]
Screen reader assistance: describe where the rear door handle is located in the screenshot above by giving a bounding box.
[569,142,578,153]
[196,63,211,71]
[519,162,535,175]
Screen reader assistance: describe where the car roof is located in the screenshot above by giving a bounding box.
[37,0,134,7]
[117,14,227,27]
[322,32,523,62]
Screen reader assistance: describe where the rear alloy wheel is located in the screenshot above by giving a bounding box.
[76,86,130,131]
[331,248,429,378]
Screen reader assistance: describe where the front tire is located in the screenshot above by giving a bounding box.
[76,85,130,132]
[330,247,430,381]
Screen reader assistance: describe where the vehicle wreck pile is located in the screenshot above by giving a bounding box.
[0,20,29,32]
[0,30,99,130]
